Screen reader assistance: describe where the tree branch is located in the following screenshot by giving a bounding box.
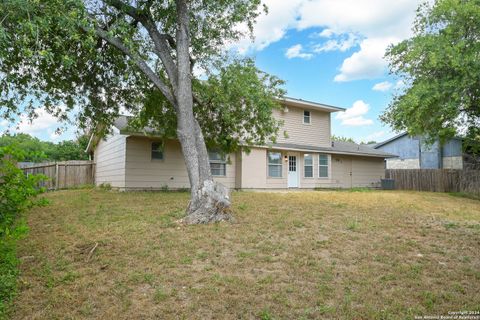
[105,0,179,91]
[81,23,175,105]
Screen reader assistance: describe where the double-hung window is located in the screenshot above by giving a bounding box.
[151,142,164,160]
[304,154,313,178]
[319,154,329,178]
[303,110,311,124]
[208,151,226,176]
[267,152,282,178]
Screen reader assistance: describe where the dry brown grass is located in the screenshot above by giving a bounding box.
[12,189,480,319]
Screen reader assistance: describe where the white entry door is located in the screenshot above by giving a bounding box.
[288,155,298,188]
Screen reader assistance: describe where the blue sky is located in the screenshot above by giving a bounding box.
[0,0,423,144]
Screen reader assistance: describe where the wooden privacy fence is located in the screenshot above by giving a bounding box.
[21,161,95,190]
[385,169,480,194]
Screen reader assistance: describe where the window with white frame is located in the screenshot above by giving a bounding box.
[208,151,226,176]
[303,110,311,124]
[319,154,329,178]
[304,154,313,178]
[151,142,164,160]
[268,152,282,177]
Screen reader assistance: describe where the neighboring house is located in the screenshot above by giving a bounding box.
[373,132,464,169]
[86,97,394,190]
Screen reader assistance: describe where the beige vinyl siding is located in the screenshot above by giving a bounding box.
[329,155,384,188]
[273,106,331,147]
[124,137,236,190]
[266,150,288,188]
[299,153,335,188]
[94,134,127,189]
[239,149,385,189]
[331,156,352,188]
[238,148,268,188]
[351,157,384,187]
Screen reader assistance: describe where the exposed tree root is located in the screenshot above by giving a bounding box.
[182,180,234,224]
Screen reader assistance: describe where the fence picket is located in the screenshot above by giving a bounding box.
[21,161,94,190]
[385,169,480,194]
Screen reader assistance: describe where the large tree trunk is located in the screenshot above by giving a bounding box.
[174,0,233,224]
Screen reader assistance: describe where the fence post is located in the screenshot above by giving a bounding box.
[55,162,59,190]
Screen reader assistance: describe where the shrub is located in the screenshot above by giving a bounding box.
[0,145,47,317]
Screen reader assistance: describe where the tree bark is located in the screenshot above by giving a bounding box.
[174,0,233,224]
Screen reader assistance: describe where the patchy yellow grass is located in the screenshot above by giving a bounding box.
[12,189,480,319]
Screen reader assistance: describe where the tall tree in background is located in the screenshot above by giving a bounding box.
[382,0,480,150]
[0,0,284,223]
[0,134,89,161]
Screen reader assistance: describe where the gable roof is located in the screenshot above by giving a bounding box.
[374,132,464,149]
[373,132,409,149]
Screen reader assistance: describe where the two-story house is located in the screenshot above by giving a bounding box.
[86,97,393,190]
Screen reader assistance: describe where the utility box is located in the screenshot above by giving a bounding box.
[381,179,395,190]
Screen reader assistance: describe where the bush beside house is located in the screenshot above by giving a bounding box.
[0,145,47,317]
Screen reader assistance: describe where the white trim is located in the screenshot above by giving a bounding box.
[267,151,283,178]
[277,97,345,113]
[318,154,329,178]
[303,153,314,178]
[303,110,311,125]
[208,151,227,177]
[258,145,390,158]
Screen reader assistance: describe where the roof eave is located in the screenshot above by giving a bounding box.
[277,97,346,113]
[252,144,395,158]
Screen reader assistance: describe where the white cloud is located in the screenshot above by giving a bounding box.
[372,81,393,92]
[232,0,422,81]
[14,108,59,135]
[319,28,334,38]
[285,44,313,59]
[232,0,305,53]
[1,107,76,141]
[364,130,386,142]
[313,33,358,53]
[336,100,374,126]
[334,37,395,82]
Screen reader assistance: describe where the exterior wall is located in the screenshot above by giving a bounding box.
[239,148,269,188]
[273,106,331,147]
[442,139,463,157]
[376,134,420,160]
[386,158,420,169]
[442,156,463,169]
[124,137,236,190]
[350,156,385,187]
[420,139,441,169]
[331,156,352,188]
[94,133,127,189]
[298,153,334,188]
[239,148,384,189]
[377,135,464,169]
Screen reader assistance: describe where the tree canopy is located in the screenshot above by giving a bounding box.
[331,135,355,143]
[382,0,480,150]
[0,0,286,221]
[0,0,283,155]
[0,133,89,162]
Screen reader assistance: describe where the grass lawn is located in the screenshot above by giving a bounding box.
[11,189,480,319]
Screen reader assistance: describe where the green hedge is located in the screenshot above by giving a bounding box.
[0,145,47,317]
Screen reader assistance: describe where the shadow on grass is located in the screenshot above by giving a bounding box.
[448,192,480,201]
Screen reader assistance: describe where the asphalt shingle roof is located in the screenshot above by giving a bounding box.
[272,141,395,158]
